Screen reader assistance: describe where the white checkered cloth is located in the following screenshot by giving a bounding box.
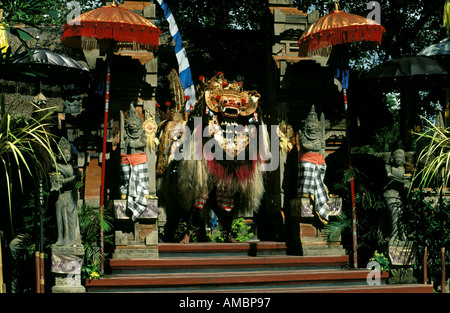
[120,162,149,221]
[297,161,329,221]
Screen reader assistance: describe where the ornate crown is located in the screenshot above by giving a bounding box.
[202,72,260,118]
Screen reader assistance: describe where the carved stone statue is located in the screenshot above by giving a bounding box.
[384,149,407,242]
[51,137,82,247]
[119,103,149,220]
[292,105,329,224]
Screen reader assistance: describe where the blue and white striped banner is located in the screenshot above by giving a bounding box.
[156,0,196,112]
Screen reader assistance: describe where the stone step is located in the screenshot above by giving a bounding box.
[85,269,390,292]
[109,255,349,274]
[88,242,433,294]
[159,284,434,293]
[156,241,288,258]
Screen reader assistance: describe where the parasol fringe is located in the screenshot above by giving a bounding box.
[61,22,160,50]
[298,25,384,57]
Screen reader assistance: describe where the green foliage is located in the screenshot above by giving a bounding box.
[403,189,450,287]
[208,218,254,242]
[323,214,349,243]
[0,96,58,234]
[207,226,225,243]
[412,117,450,190]
[77,204,113,279]
[1,0,58,59]
[173,222,197,243]
[368,250,391,273]
[162,0,266,30]
[326,167,387,266]
[230,218,254,242]
[81,263,102,281]
[0,0,102,27]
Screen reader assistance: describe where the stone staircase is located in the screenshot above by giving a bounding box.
[85,242,433,293]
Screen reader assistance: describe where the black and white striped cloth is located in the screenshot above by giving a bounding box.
[297,161,329,222]
[120,163,149,221]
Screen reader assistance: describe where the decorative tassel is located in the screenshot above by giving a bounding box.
[62,24,160,50]
[61,5,161,51]
[143,111,158,151]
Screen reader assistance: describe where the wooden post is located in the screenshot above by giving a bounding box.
[35,251,40,293]
[442,247,446,293]
[40,252,45,293]
[424,246,428,284]
[0,232,5,293]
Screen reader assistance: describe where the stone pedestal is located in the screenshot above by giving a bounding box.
[51,245,85,293]
[379,240,417,284]
[290,197,346,256]
[111,198,159,258]
[381,240,416,266]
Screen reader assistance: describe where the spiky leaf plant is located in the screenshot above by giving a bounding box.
[412,116,450,191]
[0,94,58,234]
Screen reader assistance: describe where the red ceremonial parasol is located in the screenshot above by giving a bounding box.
[61,2,160,51]
[298,1,385,57]
[298,1,385,269]
[61,0,161,271]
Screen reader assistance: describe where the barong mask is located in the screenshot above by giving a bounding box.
[204,73,260,121]
[202,73,261,158]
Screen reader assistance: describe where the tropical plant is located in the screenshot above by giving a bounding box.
[0,95,58,235]
[324,167,387,267]
[412,116,450,191]
[368,250,391,273]
[0,0,58,60]
[230,218,254,242]
[403,116,450,289]
[77,203,113,279]
[208,217,254,243]
[402,189,450,288]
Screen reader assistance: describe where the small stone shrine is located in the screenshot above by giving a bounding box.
[289,106,345,256]
[111,103,159,259]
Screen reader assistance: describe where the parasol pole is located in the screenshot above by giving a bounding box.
[99,43,113,274]
[336,45,358,268]
[343,86,358,269]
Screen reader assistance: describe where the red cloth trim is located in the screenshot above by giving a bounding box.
[298,152,325,165]
[121,153,147,166]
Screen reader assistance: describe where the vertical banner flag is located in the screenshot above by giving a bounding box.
[156,0,196,112]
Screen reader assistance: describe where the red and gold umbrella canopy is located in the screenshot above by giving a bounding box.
[61,2,161,50]
[298,5,385,57]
